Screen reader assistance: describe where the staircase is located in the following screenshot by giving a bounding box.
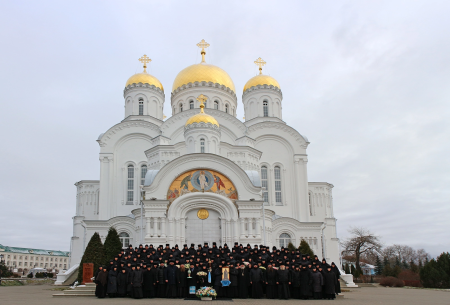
[52,282,96,297]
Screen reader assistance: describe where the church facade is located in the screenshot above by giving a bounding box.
[69,41,340,268]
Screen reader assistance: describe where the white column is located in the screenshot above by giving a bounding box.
[161,217,166,238]
[226,220,231,244]
[175,218,180,244]
[168,218,174,243]
[248,218,253,237]
[233,220,238,243]
[255,217,261,239]
[157,218,161,237]
[98,156,110,219]
[146,217,151,238]
[240,218,245,239]
[181,218,186,244]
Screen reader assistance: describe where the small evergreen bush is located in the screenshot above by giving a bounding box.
[379,276,405,287]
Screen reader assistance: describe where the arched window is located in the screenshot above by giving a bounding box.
[225,104,229,113]
[263,101,268,117]
[274,166,282,204]
[127,165,134,204]
[179,103,183,112]
[138,98,144,115]
[279,233,291,248]
[119,232,130,249]
[204,101,207,108]
[214,101,219,110]
[141,165,147,186]
[200,138,205,153]
[189,100,194,109]
[261,166,269,205]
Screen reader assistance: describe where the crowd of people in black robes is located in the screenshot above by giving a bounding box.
[94,242,341,300]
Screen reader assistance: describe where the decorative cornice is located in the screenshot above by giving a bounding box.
[171,81,237,99]
[247,121,309,149]
[123,83,165,98]
[97,120,161,147]
[184,122,220,131]
[162,108,246,134]
[242,84,283,98]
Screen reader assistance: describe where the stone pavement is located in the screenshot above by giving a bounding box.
[1,284,449,305]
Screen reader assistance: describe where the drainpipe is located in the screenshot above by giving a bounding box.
[321,223,327,259]
[262,187,266,245]
[140,185,144,245]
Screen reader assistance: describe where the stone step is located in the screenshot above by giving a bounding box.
[71,286,95,290]
[53,293,95,297]
[63,289,95,294]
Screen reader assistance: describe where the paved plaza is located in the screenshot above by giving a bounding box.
[0,285,449,305]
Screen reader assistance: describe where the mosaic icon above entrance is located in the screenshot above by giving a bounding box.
[167,169,238,203]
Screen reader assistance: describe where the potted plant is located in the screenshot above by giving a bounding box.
[196,286,217,301]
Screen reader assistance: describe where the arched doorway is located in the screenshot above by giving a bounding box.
[185,209,221,246]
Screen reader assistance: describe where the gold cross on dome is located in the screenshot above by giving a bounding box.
[197,94,207,113]
[254,57,266,74]
[197,39,210,62]
[139,54,151,73]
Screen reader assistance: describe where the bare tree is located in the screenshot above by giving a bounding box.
[341,227,382,271]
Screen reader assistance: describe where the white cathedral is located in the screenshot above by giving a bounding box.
[69,40,340,268]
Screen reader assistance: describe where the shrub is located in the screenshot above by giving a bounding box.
[47,273,53,278]
[398,270,421,287]
[27,273,33,278]
[287,242,296,251]
[379,276,405,287]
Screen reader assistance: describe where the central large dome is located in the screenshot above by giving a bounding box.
[172,62,235,93]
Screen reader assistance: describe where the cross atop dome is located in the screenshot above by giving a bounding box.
[197,39,210,62]
[139,54,152,73]
[196,94,207,113]
[254,57,266,75]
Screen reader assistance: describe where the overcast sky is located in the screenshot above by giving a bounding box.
[0,0,448,258]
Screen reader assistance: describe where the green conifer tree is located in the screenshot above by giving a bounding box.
[410,261,419,273]
[418,259,423,270]
[402,259,409,270]
[103,227,123,264]
[382,264,393,277]
[392,265,402,278]
[344,263,351,274]
[350,264,356,276]
[298,239,314,257]
[375,256,383,275]
[287,242,296,251]
[76,232,106,283]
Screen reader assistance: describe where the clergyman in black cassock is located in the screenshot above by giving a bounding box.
[249,264,264,299]
[164,261,178,298]
[237,264,250,298]
[323,266,337,300]
[131,266,144,299]
[95,267,108,298]
[265,264,278,299]
[299,265,312,299]
[276,265,290,299]
[117,269,128,297]
[311,267,324,299]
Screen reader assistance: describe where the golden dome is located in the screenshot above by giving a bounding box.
[243,74,280,92]
[185,112,219,127]
[185,94,219,127]
[172,62,235,93]
[125,72,164,91]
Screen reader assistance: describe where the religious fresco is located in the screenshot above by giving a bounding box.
[167,169,238,203]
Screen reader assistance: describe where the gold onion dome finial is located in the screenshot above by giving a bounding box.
[185,94,219,127]
[243,57,280,92]
[172,40,235,92]
[125,54,164,91]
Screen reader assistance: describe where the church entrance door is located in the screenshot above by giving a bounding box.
[185,209,221,246]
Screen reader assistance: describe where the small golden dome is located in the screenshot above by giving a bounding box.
[243,74,280,92]
[185,112,219,127]
[185,94,219,127]
[125,72,164,91]
[172,62,235,93]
